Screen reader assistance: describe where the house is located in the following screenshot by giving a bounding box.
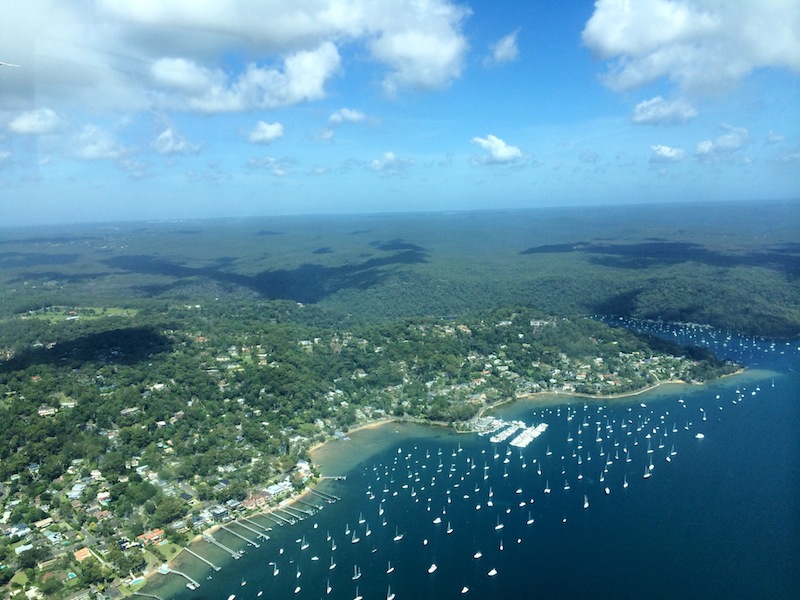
[135,528,165,546]
[74,547,92,563]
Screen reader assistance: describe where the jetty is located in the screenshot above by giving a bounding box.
[220,524,260,548]
[283,504,313,517]
[296,498,324,511]
[232,519,269,541]
[202,533,240,559]
[183,546,221,571]
[157,565,200,590]
[260,511,287,526]
[265,510,294,525]
[243,516,272,534]
[309,488,341,502]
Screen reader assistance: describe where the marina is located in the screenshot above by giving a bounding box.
[141,322,799,600]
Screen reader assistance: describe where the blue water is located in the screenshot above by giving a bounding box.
[151,325,800,599]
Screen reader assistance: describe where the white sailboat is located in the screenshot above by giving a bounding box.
[393,526,404,541]
[387,561,395,574]
[583,495,589,509]
[352,565,361,580]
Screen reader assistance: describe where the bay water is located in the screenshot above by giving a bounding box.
[146,324,799,599]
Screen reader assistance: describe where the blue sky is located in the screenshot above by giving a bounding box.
[1,0,799,226]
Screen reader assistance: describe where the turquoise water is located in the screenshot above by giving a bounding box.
[146,324,800,599]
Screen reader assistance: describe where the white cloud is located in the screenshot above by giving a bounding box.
[248,121,284,144]
[152,127,200,155]
[471,134,523,164]
[583,0,800,93]
[765,131,785,144]
[369,1,470,95]
[8,108,63,134]
[369,151,413,175]
[153,42,342,113]
[695,125,749,162]
[649,144,685,163]
[0,1,470,113]
[329,108,367,125]
[246,156,291,177]
[151,58,226,93]
[484,29,520,66]
[72,125,124,160]
[632,96,697,125]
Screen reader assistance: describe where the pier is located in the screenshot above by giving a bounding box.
[283,504,313,517]
[243,516,272,534]
[158,566,200,590]
[232,519,269,541]
[296,498,323,511]
[183,546,221,571]
[132,593,164,600]
[202,533,241,559]
[267,510,294,525]
[260,511,287,526]
[220,523,260,548]
[309,488,341,502]
[276,508,301,522]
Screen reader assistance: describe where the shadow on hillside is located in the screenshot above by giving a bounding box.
[521,240,800,277]
[103,242,428,303]
[0,326,172,373]
[0,252,80,268]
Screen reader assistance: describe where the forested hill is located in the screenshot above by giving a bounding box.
[1,203,798,337]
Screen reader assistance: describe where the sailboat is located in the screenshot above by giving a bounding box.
[583,495,589,509]
[428,563,438,574]
[354,586,363,600]
[387,585,396,600]
[329,556,336,570]
[272,562,279,576]
[623,474,629,489]
[326,579,332,594]
[446,521,454,534]
[526,511,534,525]
[352,565,362,580]
[393,526,404,541]
[351,529,360,544]
[300,535,309,550]
[387,561,395,574]
[495,516,504,530]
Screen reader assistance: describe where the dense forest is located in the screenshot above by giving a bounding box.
[0,204,792,596]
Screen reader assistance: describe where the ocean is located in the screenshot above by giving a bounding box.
[145,323,800,599]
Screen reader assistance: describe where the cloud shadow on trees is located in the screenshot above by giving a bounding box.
[103,243,428,303]
[0,326,172,373]
[521,240,800,277]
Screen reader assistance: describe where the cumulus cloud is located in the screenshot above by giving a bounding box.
[484,29,520,66]
[369,151,413,175]
[695,125,749,162]
[248,121,284,144]
[582,0,800,93]
[471,134,523,165]
[8,108,63,134]
[649,144,685,163]
[72,125,125,160]
[152,127,200,155]
[329,108,367,125]
[151,43,342,112]
[632,96,697,125]
[246,156,291,177]
[1,1,469,113]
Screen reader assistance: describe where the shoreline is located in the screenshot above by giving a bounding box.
[154,367,747,592]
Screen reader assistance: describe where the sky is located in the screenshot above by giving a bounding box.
[1,0,799,226]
